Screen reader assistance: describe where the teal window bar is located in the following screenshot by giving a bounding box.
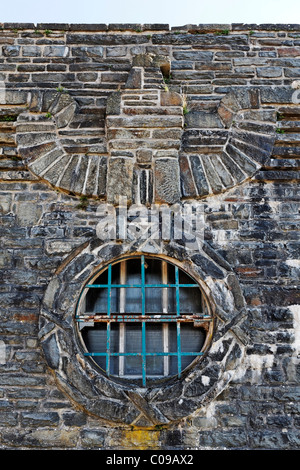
[76,255,212,387]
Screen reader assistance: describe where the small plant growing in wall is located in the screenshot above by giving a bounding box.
[0,115,17,122]
[214,29,229,36]
[77,196,89,210]
[163,74,172,85]
[182,94,189,115]
[277,112,284,121]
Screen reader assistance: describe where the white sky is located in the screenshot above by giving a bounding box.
[1,0,300,26]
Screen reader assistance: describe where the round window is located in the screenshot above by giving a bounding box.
[76,255,213,387]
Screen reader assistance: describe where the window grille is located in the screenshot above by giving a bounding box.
[76,255,213,386]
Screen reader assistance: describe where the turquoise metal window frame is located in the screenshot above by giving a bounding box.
[76,255,212,387]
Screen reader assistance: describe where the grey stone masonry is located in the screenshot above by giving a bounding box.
[106,54,183,204]
[0,24,300,451]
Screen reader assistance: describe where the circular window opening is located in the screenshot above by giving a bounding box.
[75,255,213,387]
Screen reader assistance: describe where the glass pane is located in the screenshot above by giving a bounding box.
[111,262,121,284]
[85,287,121,314]
[167,262,175,284]
[110,323,120,353]
[145,287,162,313]
[125,323,142,375]
[179,287,202,314]
[110,288,119,314]
[167,288,177,314]
[181,324,205,352]
[181,355,197,371]
[86,287,107,313]
[146,324,163,375]
[145,258,162,314]
[124,356,142,376]
[125,287,142,314]
[168,323,178,353]
[125,258,142,314]
[179,269,197,285]
[110,323,120,375]
[144,258,161,283]
[169,356,178,376]
[81,324,106,370]
[127,258,141,284]
[92,269,108,285]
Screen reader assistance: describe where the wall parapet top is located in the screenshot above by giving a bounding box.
[1,23,300,32]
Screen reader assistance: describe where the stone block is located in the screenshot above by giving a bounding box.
[31,73,75,83]
[106,46,127,57]
[225,143,258,175]
[106,157,134,204]
[136,149,152,163]
[2,45,20,56]
[15,201,42,226]
[71,45,104,57]
[107,115,183,128]
[16,132,56,148]
[66,34,146,46]
[4,90,29,105]
[179,155,197,197]
[41,333,60,369]
[43,46,69,57]
[125,67,142,89]
[185,110,224,128]
[219,151,245,183]
[284,67,300,77]
[29,149,65,175]
[69,24,107,31]
[55,103,76,128]
[18,141,57,162]
[21,412,60,427]
[173,50,213,61]
[189,155,210,197]
[154,158,181,203]
[201,156,224,194]
[260,86,294,103]
[257,67,282,78]
[160,91,182,107]
[81,429,106,447]
[22,46,41,57]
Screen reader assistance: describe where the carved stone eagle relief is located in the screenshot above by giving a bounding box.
[15,53,277,204]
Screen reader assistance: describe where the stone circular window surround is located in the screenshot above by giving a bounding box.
[39,238,248,427]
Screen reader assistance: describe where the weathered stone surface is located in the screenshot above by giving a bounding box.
[0,24,299,451]
[106,157,134,203]
[185,110,224,128]
[189,155,210,196]
[106,91,121,115]
[154,158,181,203]
[179,155,197,197]
[160,91,182,107]
[125,67,143,88]
[107,115,183,128]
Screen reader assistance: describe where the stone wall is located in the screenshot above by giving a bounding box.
[0,23,300,450]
